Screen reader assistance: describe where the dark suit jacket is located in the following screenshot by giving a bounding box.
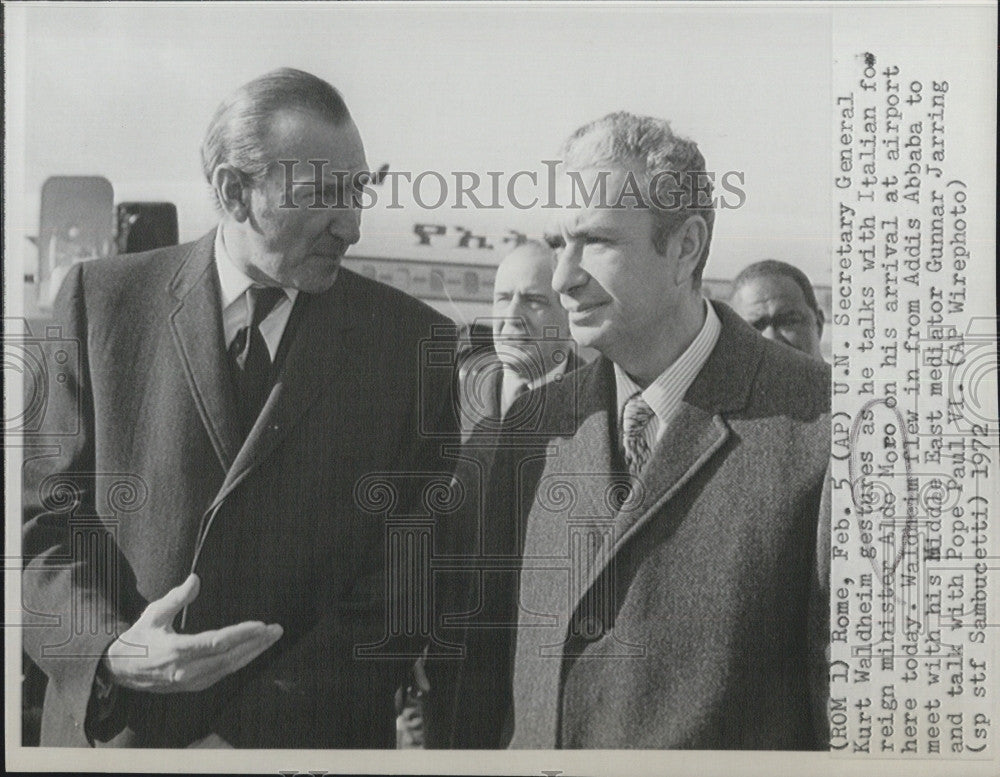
[457,348,581,440]
[21,230,460,748]
[453,302,831,749]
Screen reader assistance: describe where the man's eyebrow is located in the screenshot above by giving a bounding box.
[571,220,618,239]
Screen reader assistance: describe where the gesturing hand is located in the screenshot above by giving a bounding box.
[104,573,282,693]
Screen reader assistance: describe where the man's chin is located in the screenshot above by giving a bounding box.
[295,264,341,294]
[567,321,603,351]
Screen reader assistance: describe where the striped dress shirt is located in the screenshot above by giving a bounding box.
[613,300,722,456]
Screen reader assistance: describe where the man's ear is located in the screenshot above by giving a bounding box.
[815,307,825,337]
[212,165,251,222]
[670,214,708,287]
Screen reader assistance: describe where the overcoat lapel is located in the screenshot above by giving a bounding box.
[485,367,502,423]
[546,357,621,506]
[518,360,620,628]
[511,359,620,747]
[168,231,243,472]
[566,302,764,619]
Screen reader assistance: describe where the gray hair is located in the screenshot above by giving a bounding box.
[560,111,715,283]
[201,68,352,201]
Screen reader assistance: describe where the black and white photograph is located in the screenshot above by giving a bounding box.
[4,2,996,775]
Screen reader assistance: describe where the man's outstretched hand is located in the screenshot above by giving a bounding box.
[104,574,282,693]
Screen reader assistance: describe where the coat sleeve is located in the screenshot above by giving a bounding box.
[203,322,464,748]
[21,263,133,744]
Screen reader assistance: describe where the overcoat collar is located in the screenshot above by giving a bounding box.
[563,302,764,617]
[167,230,243,469]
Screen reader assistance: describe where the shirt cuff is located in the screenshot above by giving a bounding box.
[85,654,126,742]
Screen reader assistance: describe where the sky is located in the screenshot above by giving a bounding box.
[3,3,999,775]
[6,2,834,284]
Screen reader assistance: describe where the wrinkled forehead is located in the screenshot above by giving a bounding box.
[495,246,557,292]
[545,165,648,236]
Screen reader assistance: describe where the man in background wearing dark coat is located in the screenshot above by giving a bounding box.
[22,68,459,748]
[458,240,580,440]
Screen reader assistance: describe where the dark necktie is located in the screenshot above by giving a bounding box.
[230,285,285,431]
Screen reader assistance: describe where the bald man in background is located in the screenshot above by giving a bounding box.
[400,240,579,746]
[729,259,825,360]
[457,240,579,439]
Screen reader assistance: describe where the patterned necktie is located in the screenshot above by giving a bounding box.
[621,392,655,477]
[230,285,285,430]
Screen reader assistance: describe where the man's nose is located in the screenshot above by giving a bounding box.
[507,295,532,319]
[330,205,362,245]
[551,245,587,296]
[499,304,529,333]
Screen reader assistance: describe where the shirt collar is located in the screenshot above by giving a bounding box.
[614,299,722,429]
[214,226,297,310]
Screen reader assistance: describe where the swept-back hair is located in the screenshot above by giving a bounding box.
[201,67,351,202]
[561,111,715,282]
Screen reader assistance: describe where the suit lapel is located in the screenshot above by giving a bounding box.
[465,356,504,438]
[168,231,243,471]
[609,402,729,550]
[205,269,362,513]
[485,364,502,422]
[563,349,582,377]
[566,302,764,618]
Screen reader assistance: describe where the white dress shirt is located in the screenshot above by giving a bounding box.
[214,228,297,359]
[613,300,722,453]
